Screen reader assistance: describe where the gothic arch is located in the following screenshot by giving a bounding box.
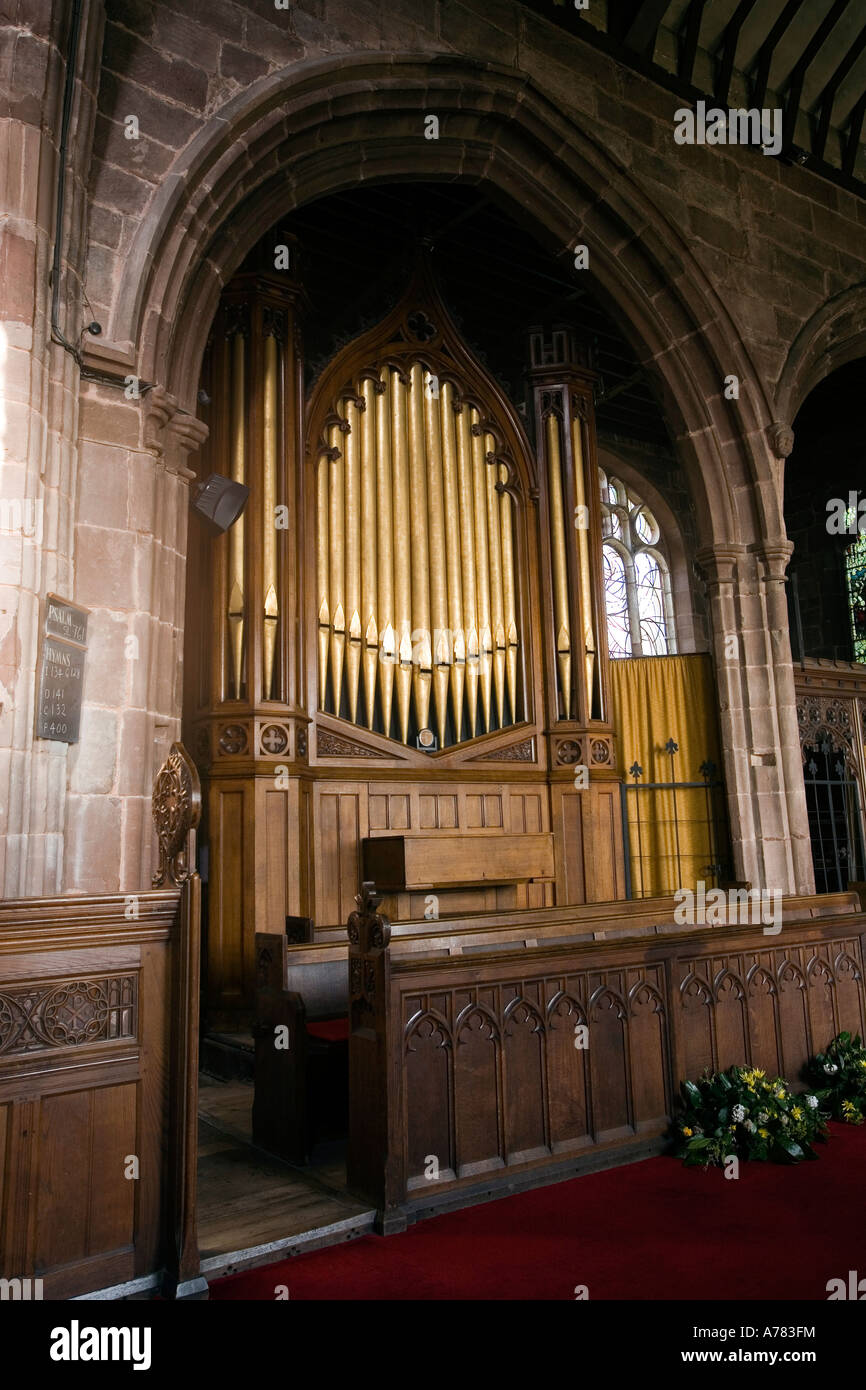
[109,56,784,555]
[775,281,866,428]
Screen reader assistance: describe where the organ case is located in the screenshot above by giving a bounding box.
[185,250,623,1021]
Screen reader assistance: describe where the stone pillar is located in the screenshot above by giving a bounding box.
[698,542,814,894]
[756,540,815,893]
[64,385,207,894]
[0,0,104,898]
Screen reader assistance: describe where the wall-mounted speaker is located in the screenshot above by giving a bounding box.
[191,474,249,533]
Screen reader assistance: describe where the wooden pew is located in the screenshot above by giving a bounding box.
[344,887,866,1230]
[252,888,864,1162]
[252,895,692,1159]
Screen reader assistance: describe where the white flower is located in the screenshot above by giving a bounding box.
[824,1063,839,1074]
[781,1114,788,1124]
[806,1095,818,1109]
[732,1104,746,1123]
[757,1111,769,1123]
[744,1119,755,1132]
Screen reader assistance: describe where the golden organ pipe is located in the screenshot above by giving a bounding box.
[546,410,572,719]
[316,356,524,750]
[455,404,478,737]
[408,365,432,733]
[228,328,246,700]
[440,382,465,742]
[344,398,362,724]
[572,413,597,719]
[484,434,506,729]
[424,371,449,747]
[360,378,378,730]
[499,465,518,722]
[392,370,413,743]
[316,451,330,708]
[329,411,346,715]
[471,412,492,733]
[262,330,279,700]
[376,369,395,739]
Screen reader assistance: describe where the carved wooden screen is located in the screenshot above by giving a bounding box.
[313,300,525,751]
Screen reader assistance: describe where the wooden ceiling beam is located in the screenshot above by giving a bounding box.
[842,89,866,175]
[780,0,852,151]
[714,0,758,108]
[749,0,805,112]
[622,0,673,59]
[676,0,708,86]
[812,23,866,161]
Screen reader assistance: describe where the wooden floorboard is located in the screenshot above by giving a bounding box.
[197,1075,373,1280]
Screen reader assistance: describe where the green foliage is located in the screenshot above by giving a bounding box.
[672,1065,828,1168]
[806,1032,866,1125]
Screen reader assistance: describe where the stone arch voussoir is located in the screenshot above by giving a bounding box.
[115,56,780,553]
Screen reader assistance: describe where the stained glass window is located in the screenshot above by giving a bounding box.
[846,531,866,663]
[598,468,675,659]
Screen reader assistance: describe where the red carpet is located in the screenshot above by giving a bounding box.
[211,1123,866,1300]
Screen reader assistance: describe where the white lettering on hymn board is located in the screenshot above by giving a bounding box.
[35,594,90,744]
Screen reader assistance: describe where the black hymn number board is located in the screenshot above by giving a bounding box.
[35,594,89,744]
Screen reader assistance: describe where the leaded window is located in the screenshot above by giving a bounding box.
[846,530,866,663]
[598,469,675,659]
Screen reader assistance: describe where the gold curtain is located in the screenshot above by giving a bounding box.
[609,653,722,896]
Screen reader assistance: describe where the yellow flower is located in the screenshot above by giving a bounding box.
[858,1059,866,1069]
[842,1101,856,1115]
[682,1126,693,1137]
[775,1089,786,1100]
[792,1107,803,1121]
[754,1069,766,1078]
[759,1128,769,1138]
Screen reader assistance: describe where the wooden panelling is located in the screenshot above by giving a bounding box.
[347,895,866,1222]
[314,787,367,927]
[209,785,249,1011]
[0,882,199,1299]
[587,784,625,902]
[33,1083,137,1277]
[263,787,289,934]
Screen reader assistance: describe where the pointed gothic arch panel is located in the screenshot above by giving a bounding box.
[308,269,537,752]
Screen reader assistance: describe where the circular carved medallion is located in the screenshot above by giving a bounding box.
[219,724,248,755]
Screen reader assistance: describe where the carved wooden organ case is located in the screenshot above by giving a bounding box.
[185,250,624,1020]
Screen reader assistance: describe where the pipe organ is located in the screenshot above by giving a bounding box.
[316,365,522,749]
[185,250,623,1024]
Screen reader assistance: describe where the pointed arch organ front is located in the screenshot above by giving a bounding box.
[185,255,625,1021]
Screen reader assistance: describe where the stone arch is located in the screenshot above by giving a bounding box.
[775,281,866,428]
[108,55,785,554]
[89,54,815,894]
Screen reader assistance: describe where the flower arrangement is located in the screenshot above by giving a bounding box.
[805,1032,866,1124]
[672,1065,828,1167]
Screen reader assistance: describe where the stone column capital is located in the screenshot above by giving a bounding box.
[144,385,209,478]
[753,539,794,584]
[694,543,746,587]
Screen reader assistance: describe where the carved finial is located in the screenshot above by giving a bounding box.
[152,742,202,887]
[347,880,391,951]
